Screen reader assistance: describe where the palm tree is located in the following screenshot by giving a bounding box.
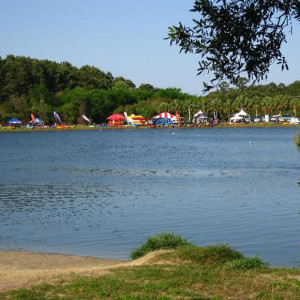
[274,95,289,115]
[252,96,261,118]
[290,97,300,117]
[261,96,272,116]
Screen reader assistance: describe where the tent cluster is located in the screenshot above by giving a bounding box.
[4,112,57,128]
[106,111,181,127]
[5,107,298,129]
[6,116,45,127]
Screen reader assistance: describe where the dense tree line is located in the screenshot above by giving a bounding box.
[0,55,300,124]
[115,79,300,121]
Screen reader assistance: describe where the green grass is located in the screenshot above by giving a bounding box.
[157,244,244,266]
[225,256,268,270]
[2,254,300,299]
[294,134,300,152]
[130,232,194,259]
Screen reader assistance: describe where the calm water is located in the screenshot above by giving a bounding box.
[0,128,300,267]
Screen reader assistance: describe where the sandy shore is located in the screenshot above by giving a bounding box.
[0,250,165,292]
[0,250,125,292]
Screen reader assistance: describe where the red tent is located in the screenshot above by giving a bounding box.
[153,111,176,120]
[107,114,125,121]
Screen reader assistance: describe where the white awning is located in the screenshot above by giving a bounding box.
[237,109,248,116]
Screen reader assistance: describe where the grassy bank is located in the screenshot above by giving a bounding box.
[1,247,300,299]
[2,234,300,299]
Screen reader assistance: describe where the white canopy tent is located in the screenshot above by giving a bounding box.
[236,109,248,116]
[193,109,209,124]
[229,109,250,123]
[194,109,204,118]
[229,115,243,123]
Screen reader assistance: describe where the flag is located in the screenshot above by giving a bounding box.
[53,111,62,124]
[82,115,91,123]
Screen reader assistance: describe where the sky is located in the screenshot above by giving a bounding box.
[0,0,299,96]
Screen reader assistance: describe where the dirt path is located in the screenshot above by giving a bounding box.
[0,250,166,292]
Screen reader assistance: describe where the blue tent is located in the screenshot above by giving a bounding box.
[30,118,44,125]
[7,118,22,125]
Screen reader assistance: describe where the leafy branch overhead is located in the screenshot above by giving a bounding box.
[168,0,300,91]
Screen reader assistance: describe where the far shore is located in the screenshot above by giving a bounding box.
[1,122,300,132]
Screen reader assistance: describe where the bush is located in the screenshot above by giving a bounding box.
[294,134,300,152]
[131,233,194,260]
[225,256,268,270]
[171,244,244,265]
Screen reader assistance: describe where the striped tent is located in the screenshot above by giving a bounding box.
[153,111,176,120]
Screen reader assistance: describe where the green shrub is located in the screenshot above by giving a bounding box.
[131,233,194,260]
[294,134,300,152]
[171,244,244,265]
[225,256,268,270]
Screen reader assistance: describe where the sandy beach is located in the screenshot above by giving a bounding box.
[0,250,125,292]
[0,250,165,292]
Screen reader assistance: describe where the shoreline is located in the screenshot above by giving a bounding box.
[1,123,300,132]
[1,250,300,298]
[0,249,168,292]
[0,250,126,292]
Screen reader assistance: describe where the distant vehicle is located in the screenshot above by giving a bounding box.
[245,116,256,123]
[270,116,279,122]
[281,115,291,122]
[254,117,262,123]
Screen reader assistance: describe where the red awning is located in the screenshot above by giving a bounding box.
[107,114,125,121]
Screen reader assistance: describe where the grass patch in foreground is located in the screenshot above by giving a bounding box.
[225,256,268,270]
[158,244,244,266]
[2,256,300,299]
[130,232,193,259]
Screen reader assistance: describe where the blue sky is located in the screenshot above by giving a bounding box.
[0,0,299,95]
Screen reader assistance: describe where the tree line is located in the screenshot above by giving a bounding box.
[0,55,300,124]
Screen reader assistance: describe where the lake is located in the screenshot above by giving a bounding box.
[0,127,300,267]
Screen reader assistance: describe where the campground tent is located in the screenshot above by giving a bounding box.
[7,118,22,126]
[236,109,248,116]
[29,118,44,126]
[229,115,243,123]
[194,109,209,124]
[153,111,177,122]
[194,109,205,118]
[229,109,249,123]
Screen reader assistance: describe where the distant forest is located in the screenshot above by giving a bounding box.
[1,55,300,124]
